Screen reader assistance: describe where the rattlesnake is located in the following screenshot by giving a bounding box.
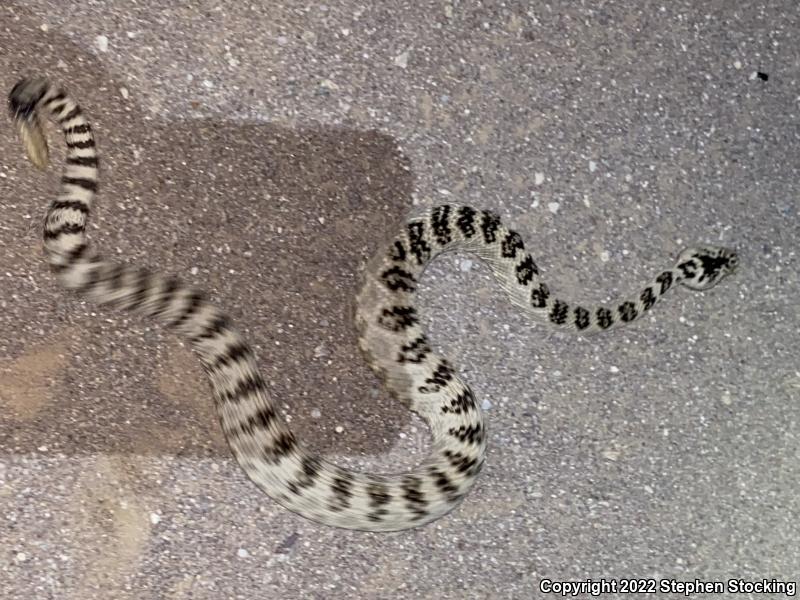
[8,76,738,532]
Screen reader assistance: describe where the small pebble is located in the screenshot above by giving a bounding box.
[335,426,344,434]
[394,50,410,69]
[534,172,545,186]
[547,202,560,214]
[149,512,161,525]
[237,548,249,558]
[460,259,474,272]
[609,366,619,373]
[95,35,109,52]
[319,79,338,91]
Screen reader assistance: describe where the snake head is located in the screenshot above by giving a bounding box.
[8,76,49,121]
[9,76,51,170]
[677,245,739,291]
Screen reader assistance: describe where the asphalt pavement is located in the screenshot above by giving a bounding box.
[1,2,798,598]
